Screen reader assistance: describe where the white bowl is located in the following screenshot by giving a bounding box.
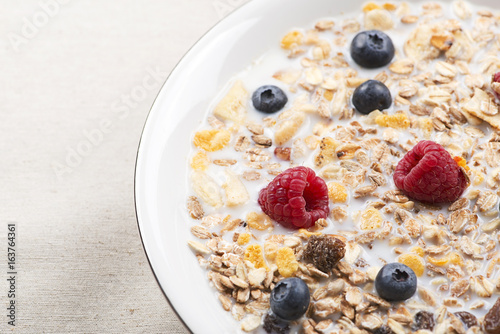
[135,0,498,333]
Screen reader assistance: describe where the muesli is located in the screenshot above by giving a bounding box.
[186,1,500,333]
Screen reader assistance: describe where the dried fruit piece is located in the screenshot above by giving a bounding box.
[263,313,290,334]
[191,171,223,208]
[412,311,435,331]
[484,297,500,334]
[430,34,454,51]
[303,235,346,272]
[274,147,291,161]
[374,325,395,334]
[276,247,299,277]
[222,169,249,207]
[453,156,470,171]
[213,80,248,123]
[327,182,348,203]
[454,311,478,329]
[193,129,231,152]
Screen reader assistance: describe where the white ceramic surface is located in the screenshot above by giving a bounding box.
[135,0,498,333]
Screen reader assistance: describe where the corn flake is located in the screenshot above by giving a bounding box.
[276,247,299,277]
[363,2,382,12]
[410,246,425,257]
[281,31,304,50]
[190,151,210,170]
[244,244,268,270]
[399,253,425,277]
[193,129,231,152]
[427,252,464,267]
[237,233,251,246]
[419,117,433,138]
[246,212,273,231]
[383,3,397,10]
[360,207,383,230]
[328,182,348,203]
[375,113,410,129]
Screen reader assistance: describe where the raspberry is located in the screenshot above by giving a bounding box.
[393,140,468,204]
[258,166,329,229]
[492,71,500,100]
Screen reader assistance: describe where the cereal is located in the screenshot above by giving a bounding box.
[276,247,299,277]
[363,2,382,12]
[185,1,500,332]
[398,253,425,277]
[359,207,383,230]
[280,31,303,50]
[193,129,231,152]
[246,212,273,231]
[190,151,210,170]
[375,113,411,129]
[237,233,251,245]
[327,182,348,203]
[191,171,223,208]
[244,244,268,270]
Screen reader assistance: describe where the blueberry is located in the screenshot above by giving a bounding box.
[375,263,417,302]
[350,30,395,68]
[270,277,310,321]
[252,85,288,113]
[352,79,392,114]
